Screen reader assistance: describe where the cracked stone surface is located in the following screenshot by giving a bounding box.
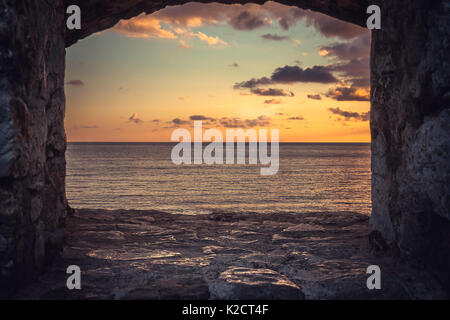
[13,210,447,300]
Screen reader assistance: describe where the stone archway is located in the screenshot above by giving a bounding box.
[0,0,449,292]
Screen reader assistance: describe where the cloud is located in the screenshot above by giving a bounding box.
[178,39,191,48]
[171,118,190,125]
[159,115,272,129]
[319,33,370,88]
[189,115,216,121]
[114,11,227,48]
[307,94,322,100]
[234,65,337,95]
[261,33,290,41]
[271,65,338,84]
[111,2,368,51]
[234,77,273,89]
[66,80,84,86]
[234,64,337,97]
[328,107,370,121]
[220,115,272,128]
[229,10,270,30]
[129,113,144,124]
[250,88,294,97]
[264,99,283,104]
[287,116,304,120]
[319,33,370,61]
[303,11,367,40]
[193,31,227,47]
[114,15,177,39]
[325,86,370,101]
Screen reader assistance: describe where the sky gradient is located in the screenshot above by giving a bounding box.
[65,2,371,142]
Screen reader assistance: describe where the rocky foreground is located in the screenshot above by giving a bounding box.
[14,209,447,300]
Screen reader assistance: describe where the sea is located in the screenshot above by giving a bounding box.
[66,142,371,215]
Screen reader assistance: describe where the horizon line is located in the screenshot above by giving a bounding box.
[67,141,371,144]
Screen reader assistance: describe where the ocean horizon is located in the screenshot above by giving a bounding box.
[66,142,371,215]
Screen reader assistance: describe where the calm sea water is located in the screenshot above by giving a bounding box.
[66,143,371,215]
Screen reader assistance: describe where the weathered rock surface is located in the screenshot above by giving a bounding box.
[13,210,447,300]
[209,267,305,300]
[369,0,450,289]
[0,0,67,294]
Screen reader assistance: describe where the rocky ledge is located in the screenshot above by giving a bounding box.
[13,209,447,300]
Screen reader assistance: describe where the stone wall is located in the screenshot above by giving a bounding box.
[0,0,67,295]
[0,0,449,295]
[370,0,450,288]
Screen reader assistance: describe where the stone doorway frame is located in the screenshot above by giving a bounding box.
[0,0,448,292]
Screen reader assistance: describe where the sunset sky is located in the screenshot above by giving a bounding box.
[65,2,371,142]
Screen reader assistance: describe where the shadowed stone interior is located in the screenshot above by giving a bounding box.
[0,0,449,296]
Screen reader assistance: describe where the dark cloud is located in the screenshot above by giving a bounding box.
[234,77,273,89]
[325,86,370,101]
[65,80,84,86]
[261,33,290,41]
[234,65,337,97]
[271,65,338,84]
[287,116,304,121]
[320,33,370,61]
[330,58,370,87]
[320,33,370,88]
[307,94,322,100]
[229,10,268,30]
[189,115,216,121]
[304,11,368,40]
[328,107,370,121]
[250,88,294,97]
[128,113,144,124]
[264,99,283,104]
[172,118,190,125]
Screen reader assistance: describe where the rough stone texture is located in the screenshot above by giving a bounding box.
[0,0,68,294]
[13,210,447,299]
[1,0,449,296]
[209,267,305,300]
[369,0,450,289]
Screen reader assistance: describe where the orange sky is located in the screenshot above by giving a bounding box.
[65,2,371,142]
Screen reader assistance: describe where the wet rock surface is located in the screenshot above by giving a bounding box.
[13,209,447,300]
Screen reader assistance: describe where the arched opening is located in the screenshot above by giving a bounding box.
[64,2,372,215]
